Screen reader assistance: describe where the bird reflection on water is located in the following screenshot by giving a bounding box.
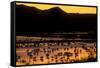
[16,35,96,66]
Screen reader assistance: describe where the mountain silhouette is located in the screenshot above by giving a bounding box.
[15,5,97,36]
[44,7,67,15]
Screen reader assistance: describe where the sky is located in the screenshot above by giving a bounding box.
[16,2,96,14]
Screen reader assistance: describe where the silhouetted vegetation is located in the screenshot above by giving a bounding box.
[15,4,97,66]
[16,5,97,37]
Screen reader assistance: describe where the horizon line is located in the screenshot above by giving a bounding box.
[16,3,96,14]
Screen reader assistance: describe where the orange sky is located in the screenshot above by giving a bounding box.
[16,2,96,14]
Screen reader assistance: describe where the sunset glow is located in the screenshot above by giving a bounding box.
[15,2,97,66]
[16,2,96,14]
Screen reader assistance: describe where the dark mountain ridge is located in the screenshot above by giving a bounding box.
[16,5,97,35]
